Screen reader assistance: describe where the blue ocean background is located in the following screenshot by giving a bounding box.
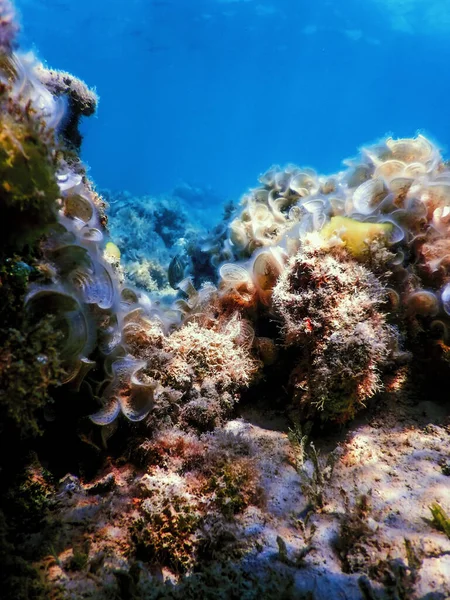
[14,0,450,217]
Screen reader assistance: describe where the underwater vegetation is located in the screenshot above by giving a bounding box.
[0,10,68,442]
[196,133,450,422]
[4,34,450,437]
[0,14,113,598]
[0,72,60,247]
[1,5,449,429]
[104,188,191,294]
[2,4,450,598]
[103,185,232,296]
[272,235,394,422]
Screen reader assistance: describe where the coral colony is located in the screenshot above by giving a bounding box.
[1,2,450,599]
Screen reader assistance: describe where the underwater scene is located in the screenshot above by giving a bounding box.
[1,0,450,598]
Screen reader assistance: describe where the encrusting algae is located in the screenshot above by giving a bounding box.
[1,2,450,599]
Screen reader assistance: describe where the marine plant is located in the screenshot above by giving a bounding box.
[5,0,450,445]
[0,40,67,440]
[89,305,262,429]
[0,50,131,440]
[200,134,450,422]
[131,468,201,573]
[4,5,450,598]
[199,429,264,518]
[129,428,264,575]
[0,26,106,599]
[429,502,450,539]
[272,234,395,421]
[123,561,296,600]
[0,80,60,248]
[80,134,450,432]
[298,441,341,509]
[0,309,62,438]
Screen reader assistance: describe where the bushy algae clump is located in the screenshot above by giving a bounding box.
[272,234,394,422]
[0,76,60,248]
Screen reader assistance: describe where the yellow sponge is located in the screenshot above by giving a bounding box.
[321,216,392,257]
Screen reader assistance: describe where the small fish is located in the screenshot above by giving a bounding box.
[168,255,185,289]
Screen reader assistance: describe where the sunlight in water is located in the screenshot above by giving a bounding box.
[371,0,450,34]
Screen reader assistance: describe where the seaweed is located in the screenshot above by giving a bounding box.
[429,502,450,539]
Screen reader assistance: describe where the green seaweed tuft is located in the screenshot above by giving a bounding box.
[429,502,450,539]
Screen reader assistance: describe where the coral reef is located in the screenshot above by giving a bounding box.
[125,256,169,293]
[204,134,450,423]
[104,187,235,295]
[2,5,450,600]
[223,135,441,263]
[0,43,70,443]
[0,25,107,599]
[103,188,202,295]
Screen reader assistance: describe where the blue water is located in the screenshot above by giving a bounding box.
[14,0,450,205]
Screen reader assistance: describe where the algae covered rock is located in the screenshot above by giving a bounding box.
[0,81,60,248]
[0,75,62,438]
[272,234,396,422]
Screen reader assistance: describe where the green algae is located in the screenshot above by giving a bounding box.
[131,497,200,574]
[0,256,62,439]
[113,561,296,600]
[429,502,450,539]
[0,82,60,249]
